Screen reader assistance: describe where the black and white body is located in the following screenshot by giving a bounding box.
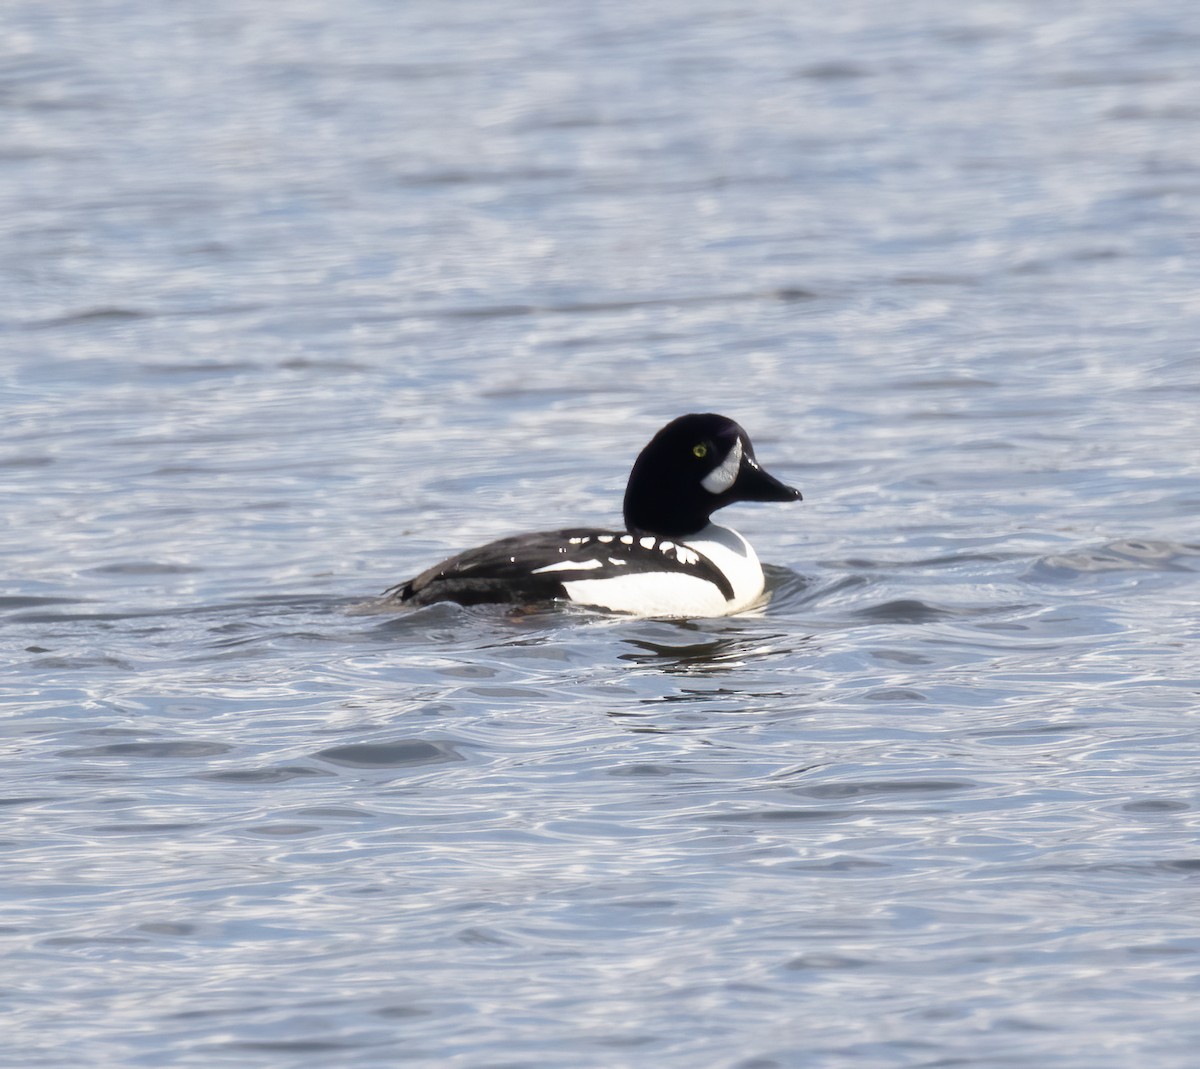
[384,413,801,618]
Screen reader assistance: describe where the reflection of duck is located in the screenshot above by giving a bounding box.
[620,626,792,676]
[385,414,801,618]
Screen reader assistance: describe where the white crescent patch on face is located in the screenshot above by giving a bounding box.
[701,437,743,494]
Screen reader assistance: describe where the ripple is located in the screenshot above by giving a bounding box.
[202,765,331,784]
[0,453,54,469]
[315,739,464,768]
[706,807,858,824]
[56,740,231,759]
[29,306,148,328]
[0,595,87,611]
[850,598,957,623]
[87,561,201,576]
[796,779,978,800]
[1029,539,1200,580]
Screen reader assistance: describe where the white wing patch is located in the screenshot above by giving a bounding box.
[532,558,603,574]
[701,437,743,494]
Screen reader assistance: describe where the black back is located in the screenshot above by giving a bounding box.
[386,528,734,607]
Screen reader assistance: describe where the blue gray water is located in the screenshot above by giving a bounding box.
[3,2,1199,1066]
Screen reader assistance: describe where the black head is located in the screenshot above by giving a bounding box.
[622,413,802,538]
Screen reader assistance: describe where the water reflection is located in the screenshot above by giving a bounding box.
[618,625,794,676]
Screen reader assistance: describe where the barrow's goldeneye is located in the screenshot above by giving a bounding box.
[384,413,801,618]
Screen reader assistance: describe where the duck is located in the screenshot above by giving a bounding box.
[384,412,801,618]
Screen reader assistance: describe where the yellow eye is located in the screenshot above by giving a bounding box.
[692,443,708,459]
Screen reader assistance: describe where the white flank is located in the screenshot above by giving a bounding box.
[562,523,767,618]
[563,572,731,618]
[701,438,743,494]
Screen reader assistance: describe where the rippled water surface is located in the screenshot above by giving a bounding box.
[3,2,1200,1066]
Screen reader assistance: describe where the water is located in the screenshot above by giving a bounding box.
[3,1,1200,1066]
